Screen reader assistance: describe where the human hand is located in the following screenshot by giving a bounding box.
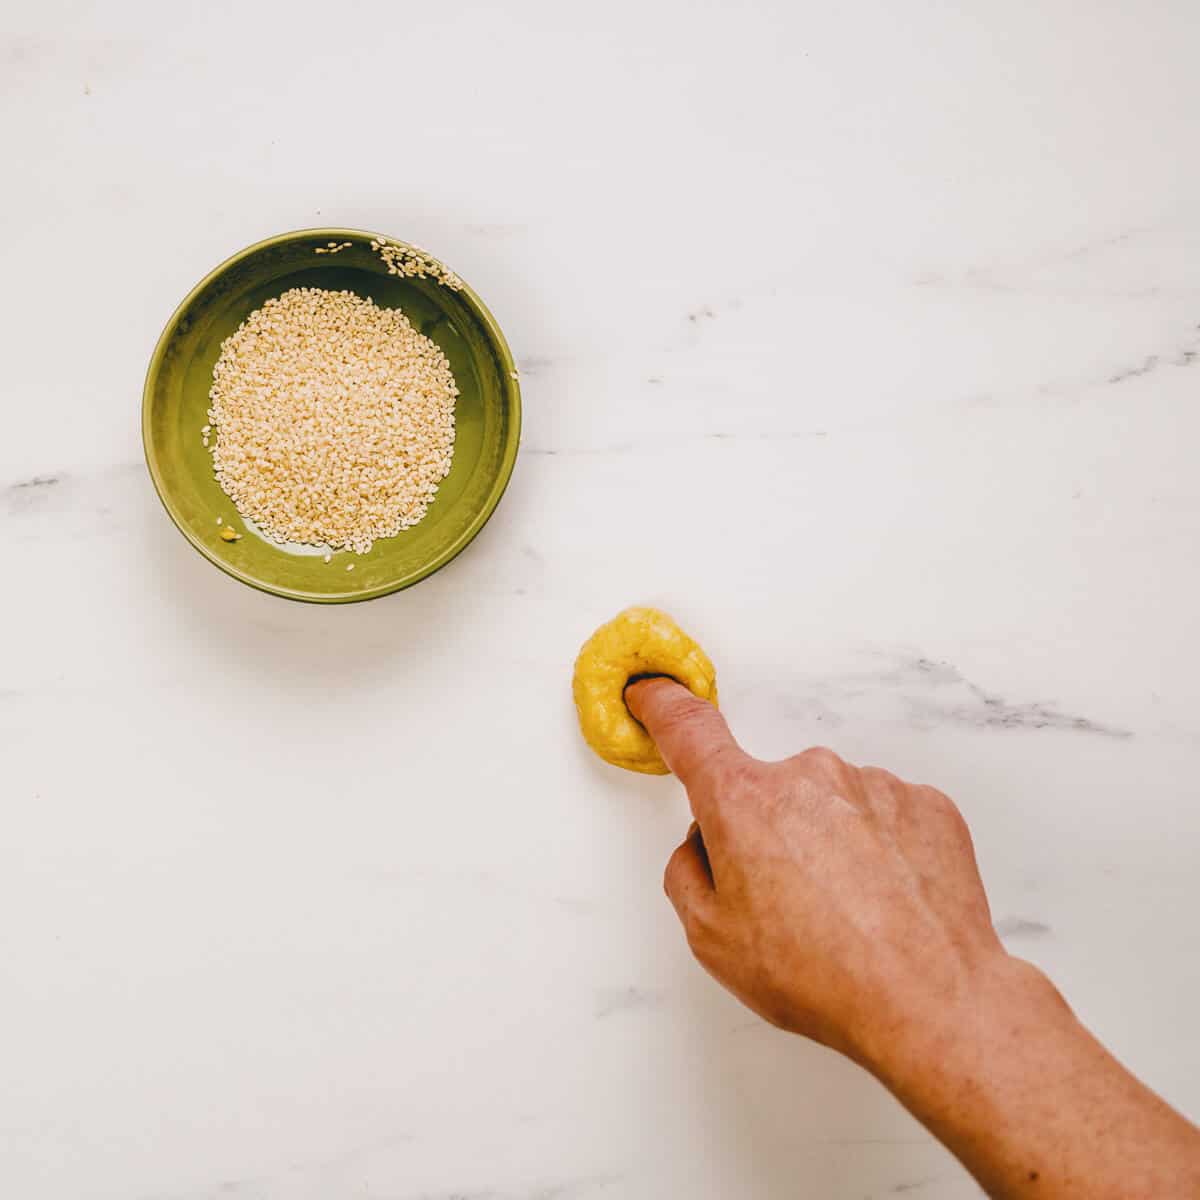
[625,676,1007,1070]
[625,677,1200,1198]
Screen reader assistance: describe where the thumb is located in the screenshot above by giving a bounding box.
[625,677,747,799]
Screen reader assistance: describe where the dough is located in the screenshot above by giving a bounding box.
[572,606,718,774]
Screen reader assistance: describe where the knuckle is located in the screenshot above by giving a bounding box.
[794,745,847,777]
[662,848,686,897]
[685,927,711,963]
[918,784,971,834]
[700,761,764,838]
[692,748,757,805]
[946,804,973,843]
[704,747,755,787]
[861,764,900,789]
[861,765,904,822]
[682,909,719,962]
[917,783,954,813]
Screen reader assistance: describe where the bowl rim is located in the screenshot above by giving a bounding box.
[142,227,522,604]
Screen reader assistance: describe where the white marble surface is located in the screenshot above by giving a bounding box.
[3,1,1199,1196]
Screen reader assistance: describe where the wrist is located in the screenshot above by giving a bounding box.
[854,955,1200,1199]
[862,951,1074,1106]
[863,949,1109,1192]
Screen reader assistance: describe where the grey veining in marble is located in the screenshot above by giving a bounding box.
[2,1,1198,1198]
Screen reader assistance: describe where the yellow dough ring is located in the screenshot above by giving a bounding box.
[572,606,718,774]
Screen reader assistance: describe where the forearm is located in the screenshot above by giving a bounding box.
[869,955,1200,1198]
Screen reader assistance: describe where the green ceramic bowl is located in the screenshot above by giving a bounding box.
[143,228,521,603]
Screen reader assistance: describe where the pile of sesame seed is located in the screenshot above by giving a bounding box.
[207,287,458,555]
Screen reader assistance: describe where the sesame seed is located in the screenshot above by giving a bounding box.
[207,286,457,555]
[370,240,463,290]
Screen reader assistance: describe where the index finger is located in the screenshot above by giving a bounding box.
[625,677,748,813]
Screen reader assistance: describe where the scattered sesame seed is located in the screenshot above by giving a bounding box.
[323,553,332,563]
[346,562,355,571]
[370,239,463,290]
